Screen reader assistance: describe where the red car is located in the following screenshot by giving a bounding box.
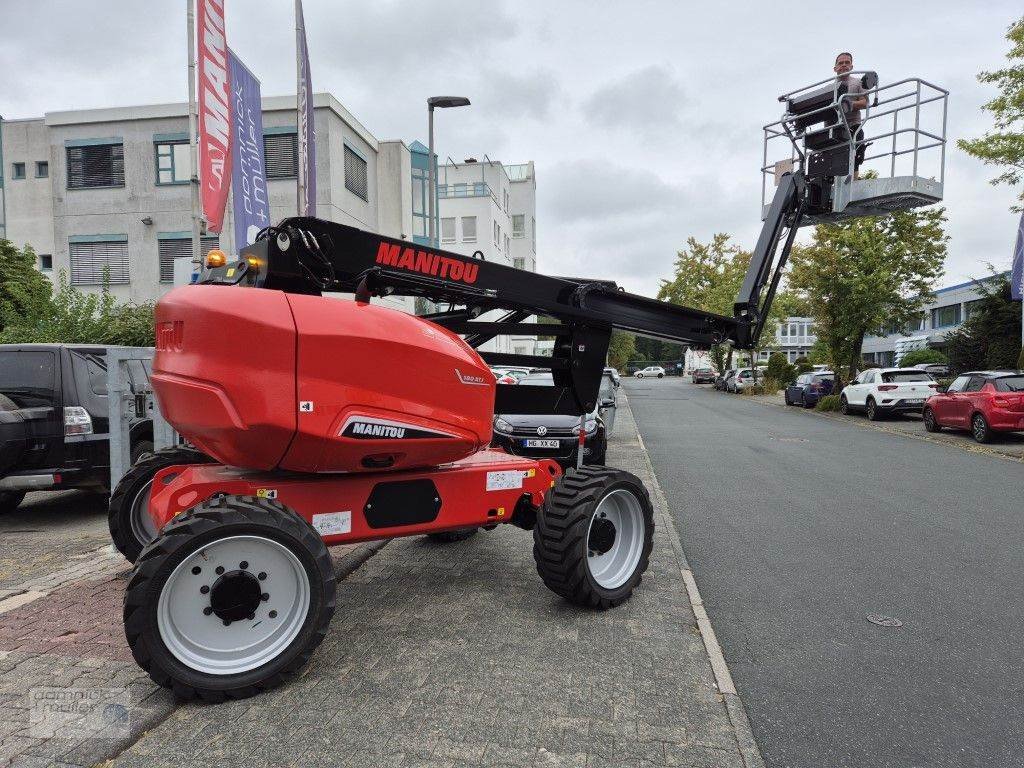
[923,371,1024,443]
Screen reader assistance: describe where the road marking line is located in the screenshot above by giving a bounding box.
[0,591,48,616]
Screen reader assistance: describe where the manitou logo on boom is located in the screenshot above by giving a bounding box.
[375,242,479,285]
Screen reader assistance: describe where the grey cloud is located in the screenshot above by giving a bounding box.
[581,66,687,136]
[541,159,683,224]
[472,69,563,121]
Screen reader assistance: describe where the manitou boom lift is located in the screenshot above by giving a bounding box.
[111,72,947,702]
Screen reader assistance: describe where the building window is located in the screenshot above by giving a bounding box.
[411,167,428,238]
[11,163,26,180]
[531,216,536,252]
[69,238,129,285]
[155,141,190,185]
[462,216,476,243]
[66,143,125,189]
[39,254,53,271]
[505,234,510,255]
[35,161,48,179]
[512,214,525,238]
[157,235,220,283]
[504,189,509,211]
[440,217,456,243]
[344,145,368,201]
[514,257,525,270]
[264,133,298,179]
[494,221,500,247]
[931,304,961,328]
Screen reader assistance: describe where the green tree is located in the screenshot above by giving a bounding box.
[765,352,796,386]
[0,239,53,332]
[899,349,947,367]
[793,355,814,374]
[944,272,1022,373]
[607,331,635,371]
[957,16,1024,210]
[788,207,948,387]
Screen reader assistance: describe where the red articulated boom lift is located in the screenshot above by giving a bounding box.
[110,70,947,700]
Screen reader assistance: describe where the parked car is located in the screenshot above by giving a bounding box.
[0,344,154,513]
[715,369,736,391]
[785,371,835,408]
[923,370,1024,443]
[691,368,716,384]
[603,367,621,388]
[634,366,665,379]
[913,362,950,377]
[490,372,608,467]
[840,367,938,420]
[730,368,762,393]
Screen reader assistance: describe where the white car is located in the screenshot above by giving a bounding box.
[840,368,938,420]
[634,366,666,379]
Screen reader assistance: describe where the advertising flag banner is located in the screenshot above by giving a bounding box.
[198,0,231,233]
[228,51,269,249]
[296,0,316,216]
[1012,211,1024,301]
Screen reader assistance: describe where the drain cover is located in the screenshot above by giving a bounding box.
[866,614,903,627]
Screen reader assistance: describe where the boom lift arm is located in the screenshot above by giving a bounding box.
[199,174,807,415]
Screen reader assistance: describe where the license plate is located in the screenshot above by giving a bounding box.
[905,399,924,405]
[524,439,560,448]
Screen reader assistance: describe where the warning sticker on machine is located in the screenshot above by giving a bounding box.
[312,511,352,536]
[256,488,278,499]
[486,470,524,492]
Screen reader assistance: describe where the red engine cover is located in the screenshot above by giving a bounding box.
[153,286,495,472]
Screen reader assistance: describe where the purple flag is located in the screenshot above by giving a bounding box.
[1012,211,1024,301]
[228,50,270,249]
[296,0,316,216]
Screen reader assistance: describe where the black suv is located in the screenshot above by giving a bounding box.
[0,345,153,513]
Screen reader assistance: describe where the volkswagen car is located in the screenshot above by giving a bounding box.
[490,372,608,467]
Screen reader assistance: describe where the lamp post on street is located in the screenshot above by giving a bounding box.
[427,96,470,247]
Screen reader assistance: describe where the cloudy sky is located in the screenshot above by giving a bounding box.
[2,1,1021,297]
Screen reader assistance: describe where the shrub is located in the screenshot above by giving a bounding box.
[815,394,841,412]
[765,352,797,385]
[899,348,947,367]
[794,356,814,374]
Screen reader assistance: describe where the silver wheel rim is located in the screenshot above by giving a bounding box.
[585,489,645,589]
[924,410,934,429]
[129,480,158,545]
[973,417,985,440]
[157,535,311,675]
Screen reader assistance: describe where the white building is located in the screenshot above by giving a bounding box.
[0,94,427,314]
[436,157,538,354]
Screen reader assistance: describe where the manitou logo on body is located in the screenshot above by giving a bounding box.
[375,242,479,285]
[351,422,406,438]
[340,417,451,441]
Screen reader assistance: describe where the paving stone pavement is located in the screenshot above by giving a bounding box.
[106,394,762,768]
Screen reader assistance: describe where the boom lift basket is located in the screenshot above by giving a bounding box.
[762,73,948,225]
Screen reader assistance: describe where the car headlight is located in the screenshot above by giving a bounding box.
[571,418,598,435]
[493,417,513,434]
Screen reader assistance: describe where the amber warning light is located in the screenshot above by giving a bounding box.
[205,249,227,268]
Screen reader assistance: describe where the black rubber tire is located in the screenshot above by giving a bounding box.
[657,373,664,379]
[923,407,942,433]
[802,397,815,409]
[586,448,607,466]
[123,495,336,702]
[635,373,644,379]
[840,395,850,415]
[971,413,992,444]
[866,398,882,421]
[533,466,654,609]
[426,528,478,543]
[109,446,214,564]
[0,491,26,514]
[131,440,154,466]
[784,391,792,406]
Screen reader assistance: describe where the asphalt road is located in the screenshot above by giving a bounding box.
[625,377,1024,768]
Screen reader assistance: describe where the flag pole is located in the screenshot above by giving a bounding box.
[295,0,305,217]
[187,0,202,271]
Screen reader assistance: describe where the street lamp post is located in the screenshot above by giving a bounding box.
[427,96,470,247]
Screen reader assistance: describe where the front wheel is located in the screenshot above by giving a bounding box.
[923,407,942,433]
[840,395,851,415]
[109,446,214,563]
[0,491,26,514]
[635,373,644,379]
[124,495,336,702]
[972,413,992,444]
[866,398,881,421]
[533,467,654,609]
[657,373,664,379]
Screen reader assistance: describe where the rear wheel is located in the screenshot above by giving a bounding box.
[923,407,942,433]
[866,398,882,421]
[533,467,654,609]
[124,495,335,702]
[657,373,664,379]
[635,373,644,379]
[426,528,478,543]
[972,413,992,444]
[0,491,26,514]
[840,395,851,415]
[802,396,815,409]
[109,447,214,563]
